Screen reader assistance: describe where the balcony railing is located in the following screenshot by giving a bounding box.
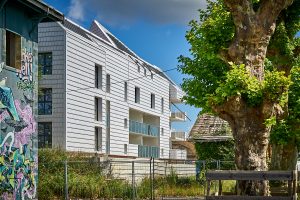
[171,131,186,141]
[170,112,186,121]
[138,145,159,158]
[129,120,159,137]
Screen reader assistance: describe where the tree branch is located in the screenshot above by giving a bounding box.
[258,0,294,28]
[224,0,255,28]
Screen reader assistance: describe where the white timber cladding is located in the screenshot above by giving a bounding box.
[38,22,67,149]
[38,20,175,158]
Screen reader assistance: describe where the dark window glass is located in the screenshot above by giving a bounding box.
[95,97,102,121]
[95,65,102,89]
[38,53,52,75]
[106,74,110,93]
[38,122,52,148]
[95,127,102,151]
[151,93,155,109]
[6,30,21,69]
[161,98,164,113]
[135,87,140,103]
[124,82,128,101]
[38,89,52,115]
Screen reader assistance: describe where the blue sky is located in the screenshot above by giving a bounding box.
[44,0,205,134]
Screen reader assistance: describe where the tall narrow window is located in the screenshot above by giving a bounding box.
[151,72,154,79]
[38,88,52,115]
[95,97,102,121]
[144,68,147,76]
[38,53,52,75]
[106,100,111,154]
[38,122,52,148]
[95,127,102,151]
[161,128,164,136]
[135,87,140,103]
[106,74,110,93]
[124,82,128,101]
[124,144,128,154]
[138,65,140,72]
[6,30,21,69]
[124,118,128,128]
[161,98,164,113]
[95,65,102,89]
[151,93,155,109]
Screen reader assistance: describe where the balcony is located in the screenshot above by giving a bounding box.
[170,112,186,122]
[170,84,184,103]
[138,145,159,158]
[171,131,186,141]
[129,120,159,137]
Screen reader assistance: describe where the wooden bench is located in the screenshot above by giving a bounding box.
[205,170,298,200]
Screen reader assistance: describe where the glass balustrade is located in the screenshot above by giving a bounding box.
[138,145,159,158]
[129,120,159,137]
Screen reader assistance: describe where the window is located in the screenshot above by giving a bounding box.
[124,144,128,154]
[6,30,21,69]
[124,118,128,128]
[38,88,52,115]
[95,65,102,89]
[106,100,111,154]
[135,87,140,103]
[124,82,128,101]
[161,98,164,113]
[38,53,52,75]
[151,72,153,79]
[161,128,164,136]
[161,148,164,157]
[95,97,102,121]
[138,65,140,72]
[106,74,110,93]
[144,68,147,76]
[95,127,102,151]
[151,93,155,109]
[38,122,52,148]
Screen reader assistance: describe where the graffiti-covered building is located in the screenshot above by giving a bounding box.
[38,19,186,159]
[0,0,63,199]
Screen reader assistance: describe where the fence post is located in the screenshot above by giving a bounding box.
[152,157,155,200]
[150,157,153,200]
[65,160,69,200]
[132,161,135,200]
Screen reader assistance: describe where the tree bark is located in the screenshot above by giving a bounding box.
[214,97,273,195]
[213,0,294,195]
[270,142,298,171]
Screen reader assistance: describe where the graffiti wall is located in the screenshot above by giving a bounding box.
[0,29,38,200]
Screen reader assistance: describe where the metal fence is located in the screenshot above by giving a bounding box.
[39,158,235,200]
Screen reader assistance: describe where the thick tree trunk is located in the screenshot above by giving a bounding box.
[214,0,294,195]
[214,97,275,195]
[270,142,298,170]
[231,110,270,195]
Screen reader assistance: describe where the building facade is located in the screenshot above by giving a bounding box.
[38,19,185,159]
[0,0,63,199]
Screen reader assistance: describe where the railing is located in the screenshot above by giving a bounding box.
[138,145,159,158]
[171,131,186,140]
[129,120,159,137]
[170,112,186,121]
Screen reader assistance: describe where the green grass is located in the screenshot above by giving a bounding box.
[38,149,236,199]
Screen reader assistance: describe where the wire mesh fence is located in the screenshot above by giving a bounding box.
[38,158,236,200]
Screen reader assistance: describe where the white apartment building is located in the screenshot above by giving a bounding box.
[37,19,185,159]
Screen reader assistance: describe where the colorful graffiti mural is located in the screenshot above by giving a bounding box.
[0,38,38,200]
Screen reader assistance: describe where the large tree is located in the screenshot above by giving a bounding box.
[179,0,299,195]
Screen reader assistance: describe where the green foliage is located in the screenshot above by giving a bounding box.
[178,0,234,112]
[211,64,263,106]
[195,139,235,161]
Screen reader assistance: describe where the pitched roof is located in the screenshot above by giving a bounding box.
[189,113,231,139]
[62,18,178,86]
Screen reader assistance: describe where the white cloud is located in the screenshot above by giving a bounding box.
[67,0,85,21]
[67,0,208,26]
